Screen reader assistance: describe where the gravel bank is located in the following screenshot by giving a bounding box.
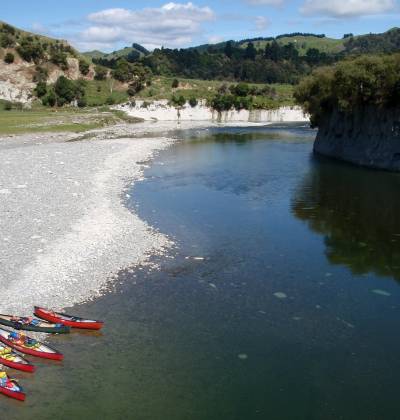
[0,124,176,314]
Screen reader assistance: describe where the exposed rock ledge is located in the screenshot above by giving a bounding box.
[116,100,309,123]
[314,107,400,171]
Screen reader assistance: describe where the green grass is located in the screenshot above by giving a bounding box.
[0,106,136,135]
[83,80,129,106]
[138,77,296,108]
[241,36,346,56]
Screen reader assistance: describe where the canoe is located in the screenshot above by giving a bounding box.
[34,306,104,330]
[0,314,70,334]
[0,343,35,373]
[0,371,25,401]
[0,328,63,361]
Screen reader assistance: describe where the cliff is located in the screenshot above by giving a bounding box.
[314,107,400,171]
[117,100,309,123]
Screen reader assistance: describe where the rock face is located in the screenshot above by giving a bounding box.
[314,107,400,171]
[117,100,309,123]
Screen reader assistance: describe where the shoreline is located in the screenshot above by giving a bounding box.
[0,120,308,315]
[0,124,176,315]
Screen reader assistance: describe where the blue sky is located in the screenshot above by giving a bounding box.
[2,0,398,51]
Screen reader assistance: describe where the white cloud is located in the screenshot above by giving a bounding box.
[246,0,286,6]
[301,0,396,17]
[208,35,225,44]
[77,2,215,50]
[255,16,270,30]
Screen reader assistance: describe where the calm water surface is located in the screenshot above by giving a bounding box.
[3,124,400,420]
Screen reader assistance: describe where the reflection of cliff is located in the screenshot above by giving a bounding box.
[292,157,400,280]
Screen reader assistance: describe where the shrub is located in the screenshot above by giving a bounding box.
[106,96,116,105]
[35,81,47,97]
[42,91,56,107]
[1,23,16,35]
[53,76,85,106]
[94,66,107,80]
[170,95,186,107]
[50,49,68,69]
[189,97,198,108]
[3,101,12,111]
[4,52,14,64]
[16,38,44,63]
[33,66,48,83]
[171,79,179,88]
[0,34,14,48]
[79,59,90,75]
[77,98,87,108]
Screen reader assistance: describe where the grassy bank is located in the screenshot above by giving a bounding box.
[0,105,139,135]
[137,77,296,108]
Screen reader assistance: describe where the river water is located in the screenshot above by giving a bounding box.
[3,124,400,420]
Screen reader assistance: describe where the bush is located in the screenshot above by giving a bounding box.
[170,95,186,107]
[106,96,116,105]
[94,66,107,80]
[172,79,179,88]
[3,101,12,111]
[16,38,44,63]
[33,66,48,83]
[35,81,47,97]
[1,23,16,35]
[77,98,87,108]
[50,49,68,69]
[53,76,85,106]
[42,91,56,107]
[189,97,198,108]
[4,52,14,64]
[79,59,90,75]
[0,34,14,48]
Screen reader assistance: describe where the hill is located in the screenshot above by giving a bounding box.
[0,21,96,103]
[84,43,150,65]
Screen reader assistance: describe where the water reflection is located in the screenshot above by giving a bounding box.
[292,156,400,281]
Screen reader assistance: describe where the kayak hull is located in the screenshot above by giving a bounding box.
[0,385,25,401]
[34,307,104,330]
[0,355,35,373]
[0,315,70,334]
[0,333,63,361]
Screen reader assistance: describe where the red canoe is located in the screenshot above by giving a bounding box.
[0,328,63,361]
[0,343,35,373]
[34,306,104,330]
[0,371,25,401]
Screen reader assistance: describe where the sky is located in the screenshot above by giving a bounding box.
[2,0,398,52]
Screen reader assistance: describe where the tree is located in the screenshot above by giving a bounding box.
[224,41,234,58]
[53,76,85,106]
[94,66,107,80]
[172,79,179,88]
[35,81,47,97]
[4,53,14,64]
[79,59,90,75]
[189,97,198,107]
[245,42,257,61]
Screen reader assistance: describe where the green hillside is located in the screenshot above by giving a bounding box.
[241,36,346,56]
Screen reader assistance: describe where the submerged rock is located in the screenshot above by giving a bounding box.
[372,289,392,297]
[273,292,287,299]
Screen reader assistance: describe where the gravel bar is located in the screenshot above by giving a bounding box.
[0,123,178,314]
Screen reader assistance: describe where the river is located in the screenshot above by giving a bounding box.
[4,123,400,420]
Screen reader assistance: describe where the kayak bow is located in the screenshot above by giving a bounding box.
[34,306,104,330]
[0,343,35,373]
[0,314,70,334]
[0,328,63,361]
[0,371,25,401]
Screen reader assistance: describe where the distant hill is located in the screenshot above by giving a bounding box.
[84,43,150,64]
[191,33,346,56]
[344,27,400,54]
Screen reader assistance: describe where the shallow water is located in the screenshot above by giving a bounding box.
[3,124,400,419]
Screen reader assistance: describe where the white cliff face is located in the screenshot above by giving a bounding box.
[116,100,309,123]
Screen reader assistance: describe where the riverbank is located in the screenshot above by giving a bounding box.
[116,100,309,123]
[0,124,177,315]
